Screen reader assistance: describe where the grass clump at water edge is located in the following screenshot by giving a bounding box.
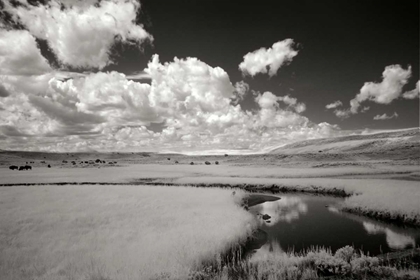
[188,245,420,280]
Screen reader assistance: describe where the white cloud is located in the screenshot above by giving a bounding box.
[232,81,249,103]
[402,81,419,99]
[350,65,411,113]
[0,53,343,153]
[4,0,152,69]
[239,39,298,77]
[333,109,351,119]
[0,29,52,75]
[325,100,342,109]
[373,112,398,120]
[361,106,370,112]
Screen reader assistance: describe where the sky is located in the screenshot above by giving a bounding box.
[0,0,418,153]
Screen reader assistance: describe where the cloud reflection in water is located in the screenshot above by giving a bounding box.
[253,196,308,226]
[363,222,415,250]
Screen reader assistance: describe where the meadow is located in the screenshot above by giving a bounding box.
[0,184,255,280]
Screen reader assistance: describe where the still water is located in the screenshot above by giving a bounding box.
[249,193,420,256]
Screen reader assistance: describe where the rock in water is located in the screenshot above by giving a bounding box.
[262,214,271,220]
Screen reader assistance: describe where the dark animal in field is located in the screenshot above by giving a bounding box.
[190,162,194,165]
[167,158,170,160]
[109,162,113,164]
[224,154,228,157]
[205,161,211,165]
[48,164,51,168]
[95,159,101,163]
[84,161,88,164]
[18,165,31,171]
[62,160,67,163]
[9,165,18,170]
[215,161,219,165]
[175,161,179,164]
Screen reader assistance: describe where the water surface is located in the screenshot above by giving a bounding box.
[249,193,420,256]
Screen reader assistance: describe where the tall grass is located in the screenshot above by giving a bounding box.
[0,184,256,280]
[189,244,420,280]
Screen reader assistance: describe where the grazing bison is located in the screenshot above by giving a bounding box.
[205,161,211,165]
[48,164,51,168]
[190,162,194,165]
[224,154,228,157]
[175,160,179,164]
[18,165,31,171]
[215,161,219,165]
[9,165,18,170]
[95,159,101,163]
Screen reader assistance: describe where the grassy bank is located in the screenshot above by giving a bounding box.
[189,245,420,280]
[0,184,256,280]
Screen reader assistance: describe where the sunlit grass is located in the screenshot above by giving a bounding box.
[190,244,420,280]
[0,184,256,280]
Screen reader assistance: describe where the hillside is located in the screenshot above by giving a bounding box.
[268,128,419,160]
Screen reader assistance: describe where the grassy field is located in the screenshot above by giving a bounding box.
[0,184,256,280]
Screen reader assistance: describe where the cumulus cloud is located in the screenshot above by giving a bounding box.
[325,100,342,109]
[373,112,398,120]
[402,81,419,99]
[4,0,152,69]
[232,81,249,103]
[0,29,52,75]
[361,106,370,112]
[239,39,298,77]
[0,51,342,152]
[350,65,411,113]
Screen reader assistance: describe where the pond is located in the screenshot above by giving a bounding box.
[248,193,420,256]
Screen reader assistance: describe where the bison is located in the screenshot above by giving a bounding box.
[215,161,219,165]
[205,161,211,165]
[18,165,31,171]
[9,165,18,170]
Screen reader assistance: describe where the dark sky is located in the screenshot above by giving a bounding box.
[108,0,419,130]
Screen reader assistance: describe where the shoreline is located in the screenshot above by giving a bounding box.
[1,180,419,227]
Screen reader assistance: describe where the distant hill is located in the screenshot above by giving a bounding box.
[268,128,419,160]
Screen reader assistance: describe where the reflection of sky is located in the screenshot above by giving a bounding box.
[363,222,415,250]
[249,240,284,262]
[253,197,308,226]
